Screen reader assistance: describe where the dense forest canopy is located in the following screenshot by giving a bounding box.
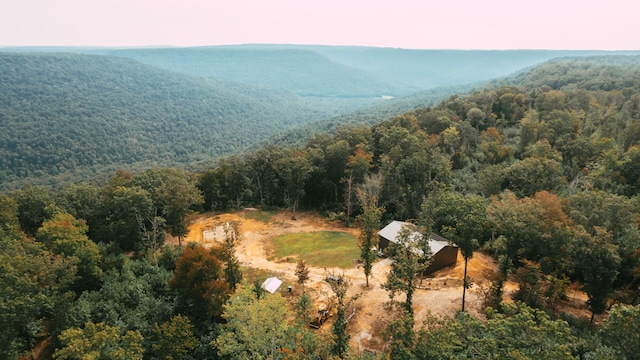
[2,51,640,359]
[0,52,363,190]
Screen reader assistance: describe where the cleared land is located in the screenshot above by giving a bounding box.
[173,210,593,354]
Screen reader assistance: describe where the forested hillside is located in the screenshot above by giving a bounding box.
[110,45,640,93]
[0,52,346,190]
[266,83,478,147]
[3,55,640,359]
[109,47,409,97]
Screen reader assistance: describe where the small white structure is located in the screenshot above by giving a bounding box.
[261,277,283,294]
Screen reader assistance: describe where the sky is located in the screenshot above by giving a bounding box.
[2,0,638,50]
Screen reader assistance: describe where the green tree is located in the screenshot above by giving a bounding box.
[54,322,144,360]
[502,155,564,197]
[137,213,166,267]
[36,213,103,293]
[221,223,243,291]
[10,184,58,236]
[329,275,360,358]
[569,227,621,322]
[294,293,314,325]
[197,157,248,212]
[385,314,416,360]
[383,223,431,314]
[343,146,373,226]
[620,145,640,196]
[57,183,103,241]
[414,302,576,359]
[568,190,640,282]
[102,185,153,251]
[487,190,571,272]
[245,145,283,209]
[599,304,640,360]
[356,188,383,287]
[150,315,198,360]
[60,259,175,341]
[156,170,203,245]
[422,190,486,312]
[274,148,314,218]
[134,168,203,246]
[0,202,76,359]
[305,137,350,208]
[215,286,290,359]
[378,126,452,219]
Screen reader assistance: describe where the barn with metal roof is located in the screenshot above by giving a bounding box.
[378,220,458,274]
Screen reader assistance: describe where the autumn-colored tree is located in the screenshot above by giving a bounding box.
[295,259,310,293]
[487,190,571,273]
[169,245,231,323]
[480,127,513,164]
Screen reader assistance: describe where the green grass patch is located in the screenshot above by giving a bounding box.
[243,210,278,222]
[270,231,359,269]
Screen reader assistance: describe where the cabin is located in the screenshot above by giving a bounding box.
[378,220,458,274]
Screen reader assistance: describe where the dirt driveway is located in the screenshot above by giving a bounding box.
[175,210,503,353]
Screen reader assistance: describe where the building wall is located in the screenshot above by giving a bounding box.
[379,235,458,274]
[425,246,459,274]
[378,236,391,252]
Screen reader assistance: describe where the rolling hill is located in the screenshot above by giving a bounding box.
[3,47,640,192]
[108,47,409,97]
[108,45,640,95]
[0,52,346,190]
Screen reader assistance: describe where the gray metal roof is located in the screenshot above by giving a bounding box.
[379,221,456,255]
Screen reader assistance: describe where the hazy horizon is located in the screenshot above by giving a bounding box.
[2,0,638,51]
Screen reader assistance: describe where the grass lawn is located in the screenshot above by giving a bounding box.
[243,210,278,222]
[270,231,360,269]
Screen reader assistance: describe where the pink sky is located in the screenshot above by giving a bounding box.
[2,0,638,50]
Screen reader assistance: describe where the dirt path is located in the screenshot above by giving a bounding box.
[176,211,518,353]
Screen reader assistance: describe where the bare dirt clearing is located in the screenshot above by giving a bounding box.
[177,210,591,353]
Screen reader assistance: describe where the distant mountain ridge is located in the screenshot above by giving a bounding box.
[108,45,640,95]
[108,47,408,97]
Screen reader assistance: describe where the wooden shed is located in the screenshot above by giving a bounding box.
[378,221,458,274]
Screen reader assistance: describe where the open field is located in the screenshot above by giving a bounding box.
[270,231,360,268]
